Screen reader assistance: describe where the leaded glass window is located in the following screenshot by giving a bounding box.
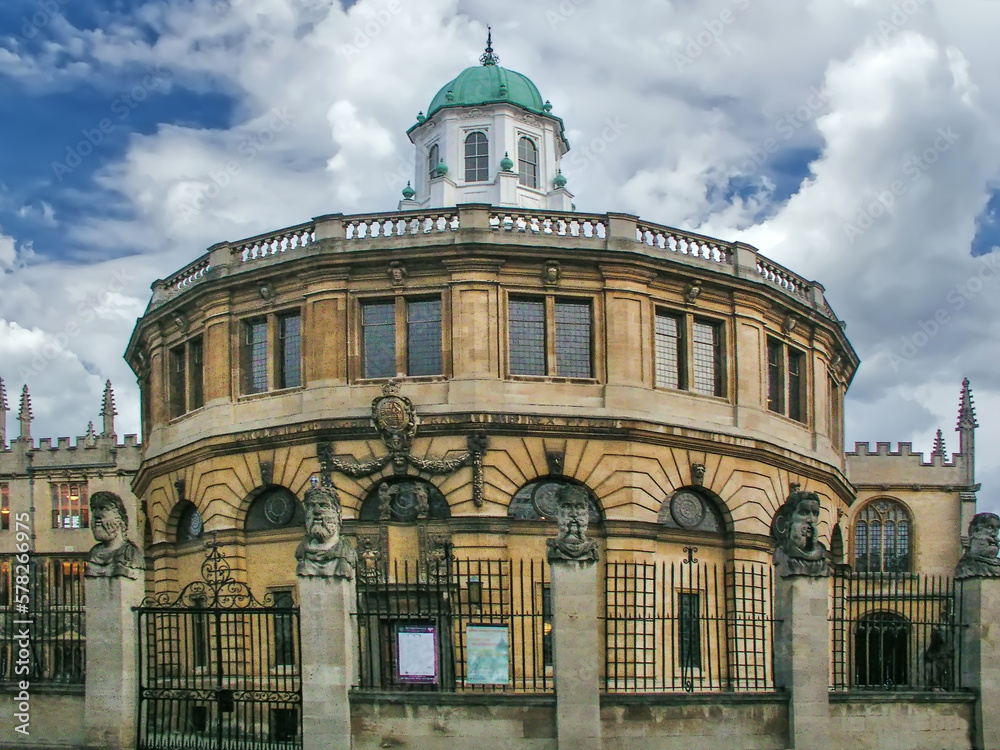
[428,143,440,180]
[691,319,721,396]
[362,302,396,379]
[406,299,442,376]
[278,313,302,388]
[854,500,911,573]
[509,298,546,376]
[244,318,268,394]
[555,300,591,378]
[655,312,683,389]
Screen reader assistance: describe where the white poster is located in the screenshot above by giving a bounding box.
[466,624,510,685]
[396,625,438,683]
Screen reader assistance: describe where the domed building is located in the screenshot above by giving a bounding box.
[121,37,985,750]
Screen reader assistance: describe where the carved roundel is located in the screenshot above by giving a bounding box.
[264,492,295,526]
[670,490,707,528]
[374,397,410,433]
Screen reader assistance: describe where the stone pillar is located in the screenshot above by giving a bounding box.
[299,576,356,750]
[84,575,144,750]
[550,560,601,750]
[774,575,830,750]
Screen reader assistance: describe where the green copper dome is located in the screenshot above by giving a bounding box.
[427,63,546,118]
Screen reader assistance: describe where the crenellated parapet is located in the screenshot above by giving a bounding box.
[846,440,965,488]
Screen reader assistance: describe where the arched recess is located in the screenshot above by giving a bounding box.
[853,497,912,574]
[244,485,305,532]
[830,524,845,565]
[358,476,450,522]
[507,476,603,523]
[656,486,730,535]
[172,500,204,544]
[855,611,910,687]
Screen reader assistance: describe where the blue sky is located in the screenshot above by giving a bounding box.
[1,0,1000,518]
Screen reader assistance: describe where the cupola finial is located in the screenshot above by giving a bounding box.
[480,26,499,66]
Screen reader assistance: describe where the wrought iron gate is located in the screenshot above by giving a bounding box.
[136,543,302,749]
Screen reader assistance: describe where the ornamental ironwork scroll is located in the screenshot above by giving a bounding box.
[138,536,276,609]
[317,380,488,506]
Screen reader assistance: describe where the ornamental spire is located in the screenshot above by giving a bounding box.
[17,385,32,443]
[931,428,947,457]
[957,377,978,430]
[480,26,499,66]
[100,379,117,437]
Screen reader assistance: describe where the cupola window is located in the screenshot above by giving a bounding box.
[464,132,489,182]
[428,143,440,181]
[518,137,538,188]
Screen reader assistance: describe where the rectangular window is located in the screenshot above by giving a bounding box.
[509,298,547,376]
[362,302,397,379]
[678,592,701,671]
[654,312,684,390]
[1,483,8,531]
[243,318,269,394]
[278,313,302,389]
[788,348,805,422]
[169,345,186,419]
[555,300,592,378]
[691,319,722,396]
[50,482,89,529]
[272,590,296,667]
[189,337,204,410]
[767,338,784,414]
[406,299,442,377]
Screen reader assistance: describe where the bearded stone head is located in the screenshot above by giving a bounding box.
[91,491,129,547]
[771,490,830,577]
[303,486,342,545]
[555,485,590,544]
[968,513,1000,560]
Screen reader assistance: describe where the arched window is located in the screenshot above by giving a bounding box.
[656,487,725,533]
[517,137,538,188]
[854,499,911,573]
[359,477,450,522]
[428,143,440,180]
[855,612,910,687]
[508,477,602,523]
[176,501,204,543]
[464,132,489,182]
[245,486,304,532]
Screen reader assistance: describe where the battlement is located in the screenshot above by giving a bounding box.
[0,433,141,475]
[846,441,965,487]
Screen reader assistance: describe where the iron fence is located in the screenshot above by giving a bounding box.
[354,558,552,693]
[603,553,776,692]
[0,554,86,686]
[830,569,965,691]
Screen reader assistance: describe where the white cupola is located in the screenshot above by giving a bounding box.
[400,32,573,211]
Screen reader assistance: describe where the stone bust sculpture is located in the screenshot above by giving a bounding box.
[295,485,357,579]
[955,512,1000,579]
[771,490,830,578]
[86,491,144,579]
[546,485,599,563]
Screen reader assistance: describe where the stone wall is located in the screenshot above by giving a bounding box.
[0,688,85,748]
[350,694,556,750]
[828,694,974,750]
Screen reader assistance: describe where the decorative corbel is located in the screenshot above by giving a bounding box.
[258,282,274,302]
[684,280,702,305]
[782,312,797,334]
[388,261,407,287]
[543,260,560,287]
[173,312,188,332]
[174,478,186,502]
[691,463,706,486]
[546,450,565,476]
[259,460,273,487]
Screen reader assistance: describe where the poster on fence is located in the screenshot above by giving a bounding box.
[465,624,510,685]
[396,624,438,683]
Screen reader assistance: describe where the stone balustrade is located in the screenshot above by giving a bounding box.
[149,205,833,317]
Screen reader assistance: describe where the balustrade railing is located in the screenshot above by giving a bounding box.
[636,222,731,264]
[756,256,812,300]
[232,222,316,263]
[343,210,459,239]
[490,210,607,239]
[167,256,210,291]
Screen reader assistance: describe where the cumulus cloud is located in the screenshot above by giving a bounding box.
[1,0,999,517]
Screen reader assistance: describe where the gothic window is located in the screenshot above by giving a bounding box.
[518,136,538,188]
[176,501,204,543]
[245,487,305,532]
[507,478,603,523]
[854,499,911,574]
[428,143,440,180]
[464,131,489,182]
